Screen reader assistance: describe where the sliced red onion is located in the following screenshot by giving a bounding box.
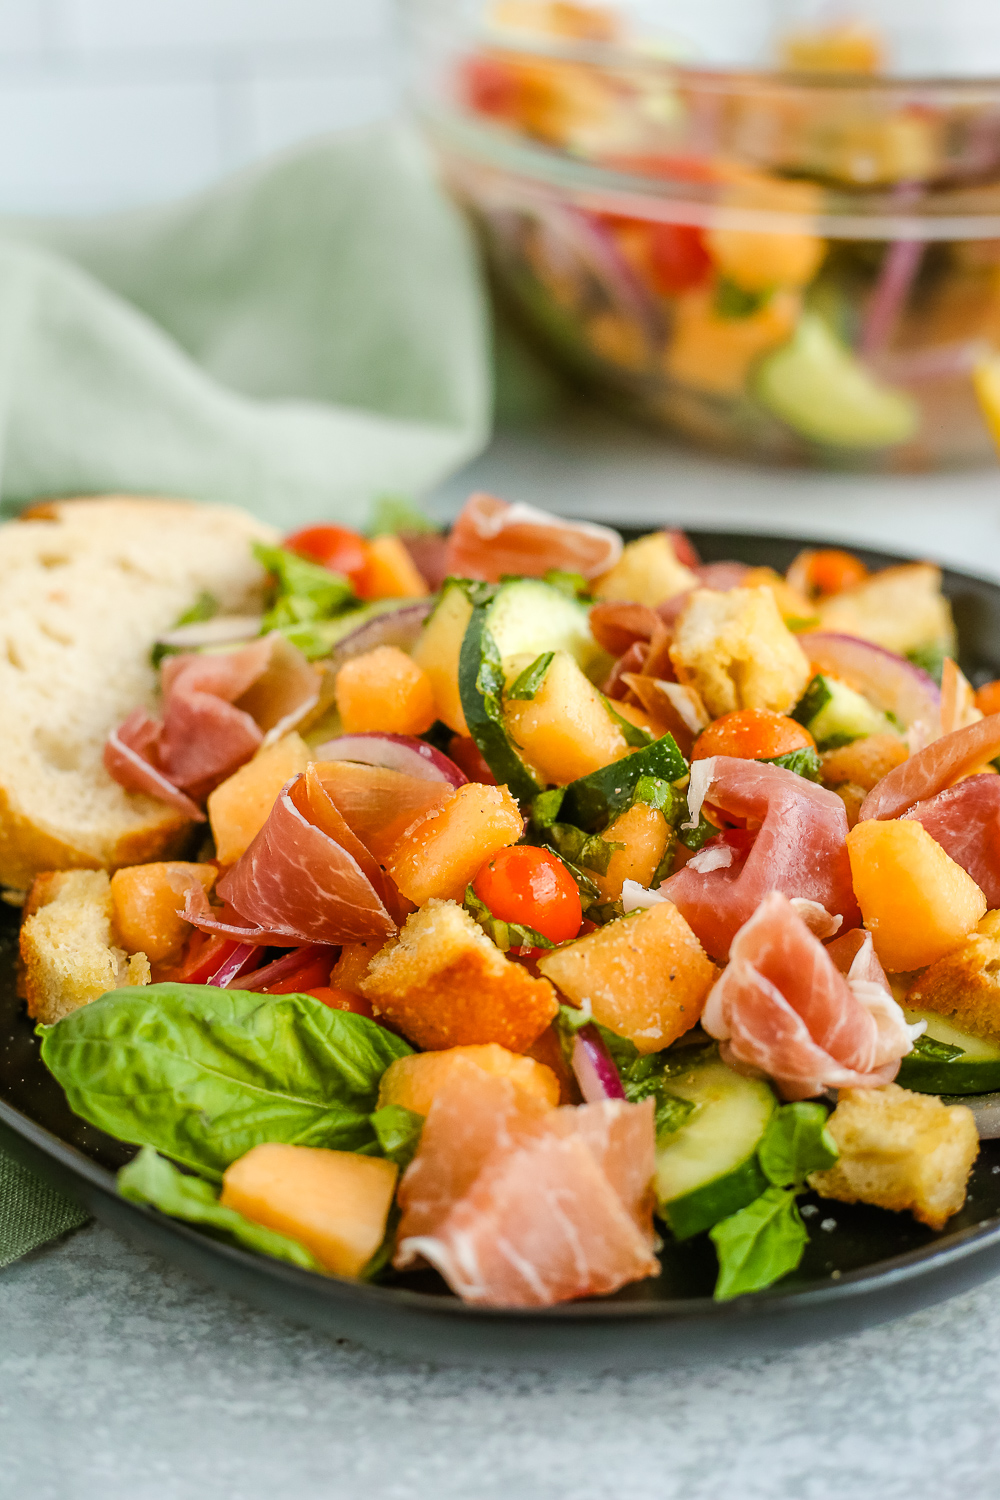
[207,941,263,988]
[312,732,468,787]
[572,1025,626,1103]
[546,202,662,340]
[860,237,924,359]
[237,944,335,993]
[797,632,940,748]
[330,601,433,668]
[155,615,263,651]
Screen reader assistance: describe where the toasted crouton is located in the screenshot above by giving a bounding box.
[820,733,909,792]
[807,1083,978,1231]
[816,563,955,656]
[19,869,150,1024]
[906,912,1000,1043]
[593,532,697,607]
[360,898,558,1052]
[669,586,811,719]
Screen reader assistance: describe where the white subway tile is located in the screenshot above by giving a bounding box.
[244,68,398,156]
[0,75,223,213]
[61,0,392,52]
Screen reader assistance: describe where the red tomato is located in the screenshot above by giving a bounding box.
[447,734,497,785]
[261,953,333,995]
[283,524,374,593]
[307,986,375,1018]
[646,223,711,295]
[163,932,241,986]
[473,845,582,945]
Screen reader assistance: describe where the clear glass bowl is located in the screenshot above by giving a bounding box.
[405,0,1000,469]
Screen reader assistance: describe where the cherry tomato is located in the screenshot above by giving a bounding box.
[163,932,240,986]
[647,223,712,295]
[261,953,333,994]
[692,709,815,763]
[801,549,868,600]
[283,524,374,593]
[447,734,497,784]
[977,680,1000,717]
[307,986,375,1018]
[473,845,582,945]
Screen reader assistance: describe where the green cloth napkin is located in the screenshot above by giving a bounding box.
[1,120,494,1264]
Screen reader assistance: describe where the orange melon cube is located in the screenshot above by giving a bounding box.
[537,901,716,1054]
[207,732,311,866]
[847,818,987,971]
[591,801,671,903]
[221,1143,398,1278]
[378,1043,560,1115]
[385,783,523,904]
[334,645,436,737]
[411,582,473,735]
[361,534,429,600]
[329,939,386,993]
[504,650,628,784]
[110,861,217,963]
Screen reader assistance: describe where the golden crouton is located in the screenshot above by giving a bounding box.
[537,901,716,1054]
[820,733,908,793]
[906,912,1000,1044]
[808,1083,978,1231]
[816,563,955,657]
[669,586,811,719]
[360,898,558,1052]
[593,532,697,607]
[19,869,150,1025]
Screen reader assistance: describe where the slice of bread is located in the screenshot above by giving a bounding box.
[0,496,277,891]
[19,869,150,1024]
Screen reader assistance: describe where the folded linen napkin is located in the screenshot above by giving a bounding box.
[0,119,493,1263]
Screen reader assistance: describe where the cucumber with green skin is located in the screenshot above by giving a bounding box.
[655,1056,776,1241]
[792,672,896,751]
[898,1010,1000,1095]
[557,735,687,832]
[458,598,544,803]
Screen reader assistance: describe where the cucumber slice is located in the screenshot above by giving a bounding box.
[792,673,897,750]
[556,735,687,832]
[655,1056,776,1241]
[755,313,918,450]
[459,600,545,802]
[898,1009,1000,1095]
[484,578,607,682]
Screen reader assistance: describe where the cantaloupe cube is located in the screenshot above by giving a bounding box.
[334,645,436,736]
[378,1043,560,1115]
[207,732,310,866]
[329,939,385,993]
[504,650,628,784]
[361,534,429,600]
[537,901,715,1054]
[411,581,473,735]
[847,818,987,972]
[110,860,217,963]
[221,1143,397,1278]
[593,532,697,607]
[385,783,523,904]
[591,802,671,902]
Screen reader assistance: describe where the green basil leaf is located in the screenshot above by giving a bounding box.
[602,695,654,747]
[758,1102,839,1190]
[709,1186,808,1300]
[765,747,823,782]
[118,1146,324,1272]
[714,277,768,319]
[368,493,441,537]
[370,1105,424,1171]
[677,813,718,851]
[531,787,567,829]
[906,642,948,686]
[254,542,356,631]
[463,886,555,953]
[40,984,412,1180]
[908,1031,965,1063]
[542,569,591,601]
[544,822,622,876]
[507,651,555,701]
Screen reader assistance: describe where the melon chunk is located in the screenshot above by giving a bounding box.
[591,802,671,902]
[334,645,436,737]
[411,581,473,735]
[847,817,987,971]
[386,783,523,904]
[504,650,629,784]
[207,732,310,866]
[110,860,216,963]
[362,533,429,599]
[538,902,715,1054]
[221,1143,397,1278]
[378,1043,560,1115]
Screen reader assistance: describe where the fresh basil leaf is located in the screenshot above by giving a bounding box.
[40,984,412,1180]
[586,899,625,925]
[602,695,654,748]
[368,493,440,537]
[362,1202,402,1282]
[118,1146,324,1272]
[531,787,567,829]
[907,642,947,686]
[677,813,718,851]
[714,277,768,319]
[464,886,555,953]
[543,569,591,601]
[653,1092,697,1139]
[758,1102,839,1190]
[507,651,555,701]
[908,1032,964,1063]
[765,747,823,782]
[545,822,622,876]
[370,1105,423,1171]
[619,1064,696,1139]
[709,1186,808,1300]
[254,542,355,632]
[631,775,682,820]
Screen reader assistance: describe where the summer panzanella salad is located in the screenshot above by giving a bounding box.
[20,492,1000,1305]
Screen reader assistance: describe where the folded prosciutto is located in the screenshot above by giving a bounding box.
[702,892,915,1099]
[183,766,401,945]
[860,712,1000,822]
[445,492,622,582]
[903,774,1000,908]
[104,634,318,809]
[661,757,860,962]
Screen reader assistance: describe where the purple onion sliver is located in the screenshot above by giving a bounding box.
[330,601,433,668]
[797,631,940,746]
[572,1025,626,1104]
[237,944,334,993]
[208,942,263,989]
[312,732,467,787]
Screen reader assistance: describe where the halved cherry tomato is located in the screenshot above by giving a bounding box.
[283,524,374,593]
[261,953,334,994]
[447,734,497,784]
[472,845,582,945]
[799,549,868,600]
[692,709,815,763]
[647,223,712,295]
[307,986,375,1018]
[977,680,1000,717]
[162,932,241,986]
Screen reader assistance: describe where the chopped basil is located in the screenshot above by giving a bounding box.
[765,746,823,782]
[369,1104,424,1171]
[908,1032,965,1064]
[543,568,592,601]
[757,1102,839,1191]
[710,1187,809,1300]
[463,886,555,954]
[368,493,440,537]
[507,651,555,701]
[544,822,622,876]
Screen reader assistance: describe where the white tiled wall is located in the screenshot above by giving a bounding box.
[0,0,399,214]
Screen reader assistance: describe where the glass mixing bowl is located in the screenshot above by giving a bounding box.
[405,0,1000,469]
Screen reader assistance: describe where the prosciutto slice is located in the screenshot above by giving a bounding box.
[702,892,913,1099]
[182,766,400,945]
[662,757,860,962]
[859,712,1000,822]
[903,774,1000,908]
[445,492,622,582]
[104,709,204,819]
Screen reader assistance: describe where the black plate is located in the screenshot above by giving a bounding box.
[5,528,1000,1371]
